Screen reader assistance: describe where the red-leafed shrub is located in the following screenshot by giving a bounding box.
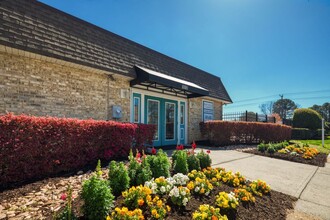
[200,121,291,146]
[0,113,155,188]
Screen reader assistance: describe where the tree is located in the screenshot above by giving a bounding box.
[259,101,274,115]
[272,98,298,119]
[310,102,330,122]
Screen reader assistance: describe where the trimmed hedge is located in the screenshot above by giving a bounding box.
[292,128,323,140]
[293,108,322,130]
[200,121,291,145]
[0,113,155,188]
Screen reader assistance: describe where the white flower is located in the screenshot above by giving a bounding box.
[195,187,200,192]
[160,186,166,193]
[181,190,186,196]
[182,198,188,206]
[205,191,210,196]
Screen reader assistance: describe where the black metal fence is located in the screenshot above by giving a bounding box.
[222,111,276,123]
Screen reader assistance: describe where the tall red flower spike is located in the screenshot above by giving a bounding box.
[192,141,196,150]
[151,147,156,155]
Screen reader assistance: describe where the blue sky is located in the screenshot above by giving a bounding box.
[40,0,330,113]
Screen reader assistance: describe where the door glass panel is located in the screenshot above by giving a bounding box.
[165,102,175,140]
[133,97,140,123]
[180,104,184,125]
[147,100,159,140]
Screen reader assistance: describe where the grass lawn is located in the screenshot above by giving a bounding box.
[291,136,330,154]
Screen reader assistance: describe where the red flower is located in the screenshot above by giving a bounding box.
[151,147,156,155]
[206,150,211,154]
[136,152,141,159]
[192,141,196,150]
[60,193,67,201]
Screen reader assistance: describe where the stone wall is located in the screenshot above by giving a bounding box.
[0,51,131,121]
[187,97,223,143]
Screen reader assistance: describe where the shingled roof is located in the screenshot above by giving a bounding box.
[0,0,232,103]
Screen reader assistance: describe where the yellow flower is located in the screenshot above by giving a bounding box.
[200,188,205,194]
[151,209,157,216]
[155,214,160,219]
[157,200,163,207]
[166,205,171,212]
[106,216,111,220]
[138,199,144,206]
[146,195,152,202]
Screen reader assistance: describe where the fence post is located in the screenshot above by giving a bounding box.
[245,110,248,122]
[273,117,276,123]
[265,114,268,123]
[256,113,258,122]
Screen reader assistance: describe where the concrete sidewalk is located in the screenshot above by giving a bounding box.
[208,150,330,220]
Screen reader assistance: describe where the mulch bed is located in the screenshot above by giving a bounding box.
[67,183,296,220]
[244,149,328,167]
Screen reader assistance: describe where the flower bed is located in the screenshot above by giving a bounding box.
[50,145,296,220]
[244,142,328,167]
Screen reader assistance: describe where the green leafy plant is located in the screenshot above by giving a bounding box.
[148,149,171,178]
[81,162,114,220]
[128,149,141,186]
[136,156,153,186]
[173,150,188,174]
[187,154,201,171]
[197,150,212,169]
[257,143,267,152]
[267,146,275,154]
[108,161,130,197]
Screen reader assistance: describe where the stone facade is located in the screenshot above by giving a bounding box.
[0,51,131,121]
[187,97,223,143]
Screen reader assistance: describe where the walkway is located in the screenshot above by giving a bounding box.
[208,149,330,220]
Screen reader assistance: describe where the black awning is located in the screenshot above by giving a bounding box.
[130,66,209,98]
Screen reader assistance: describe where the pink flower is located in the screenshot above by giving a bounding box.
[151,147,156,155]
[54,160,61,165]
[60,193,67,201]
[136,152,141,159]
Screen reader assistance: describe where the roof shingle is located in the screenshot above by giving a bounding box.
[0,0,232,102]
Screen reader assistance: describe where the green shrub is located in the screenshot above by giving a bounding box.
[81,162,114,220]
[267,146,275,154]
[257,143,267,152]
[187,154,201,171]
[197,150,212,169]
[293,108,322,130]
[135,157,152,185]
[173,150,188,174]
[108,161,130,197]
[128,150,140,186]
[292,128,314,140]
[148,149,171,178]
[274,143,284,151]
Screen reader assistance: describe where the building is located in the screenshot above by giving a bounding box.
[0,0,232,146]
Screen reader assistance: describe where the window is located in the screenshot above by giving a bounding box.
[203,101,214,121]
[133,97,140,123]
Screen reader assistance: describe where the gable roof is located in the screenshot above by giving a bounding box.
[0,0,232,103]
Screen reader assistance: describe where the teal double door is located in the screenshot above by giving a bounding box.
[144,95,185,146]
